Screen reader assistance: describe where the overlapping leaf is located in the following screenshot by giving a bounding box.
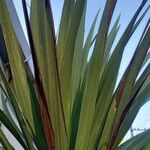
[30,0,67,149]
[0,0,149,149]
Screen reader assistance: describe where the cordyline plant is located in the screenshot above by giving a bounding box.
[0,0,150,149]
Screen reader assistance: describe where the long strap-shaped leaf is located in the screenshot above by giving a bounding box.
[57,0,75,67]
[112,64,150,148]
[87,15,120,150]
[104,17,147,150]
[0,81,28,149]
[0,1,41,149]
[0,90,23,139]
[103,15,120,65]
[0,0,35,135]
[0,67,34,149]
[0,128,14,150]
[81,10,100,80]
[75,0,117,149]
[0,109,27,150]
[69,80,85,149]
[142,141,150,150]
[116,20,150,124]
[22,0,56,149]
[117,130,150,150]
[142,51,150,68]
[28,0,68,149]
[118,83,150,149]
[109,17,150,149]
[0,0,48,149]
[89,1,149,149]
[97,1,148,148]
[6,0,31,62]
[59,0,87,136]
[116,19,150,113]
[71,1,87,112]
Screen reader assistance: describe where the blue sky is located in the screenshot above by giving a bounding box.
[12,0,150,140]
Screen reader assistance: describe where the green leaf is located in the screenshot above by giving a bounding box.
[88,1,149,149]
[0,67,34,149]
[131,5,150,35]
[0,1,48,149]
[5,0,31,60]
[30,0,67,149]
[57,0,75,67]
[111,21,150,148]
[132,63,150,99]
[117,20,150,114]
[0,0,149,149]
[75,0,117,149]
[117,130,150,150]
[105,2,149,148]
[96,100,116,150]
[69,80,85,149]
[0,128,14,150]
[0,0,35,134]
[142,142,150,150]
[81,10,100,79]
[59,0,87,136]
[142,51,150,68]
[71,1,87,111]
[0,73,23,138]
[114,74,150,148]
[0,109,27,149]
[88,18,120,149]
[103,15,120,65]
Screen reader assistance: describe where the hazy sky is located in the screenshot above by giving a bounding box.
[2,0,150,148]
